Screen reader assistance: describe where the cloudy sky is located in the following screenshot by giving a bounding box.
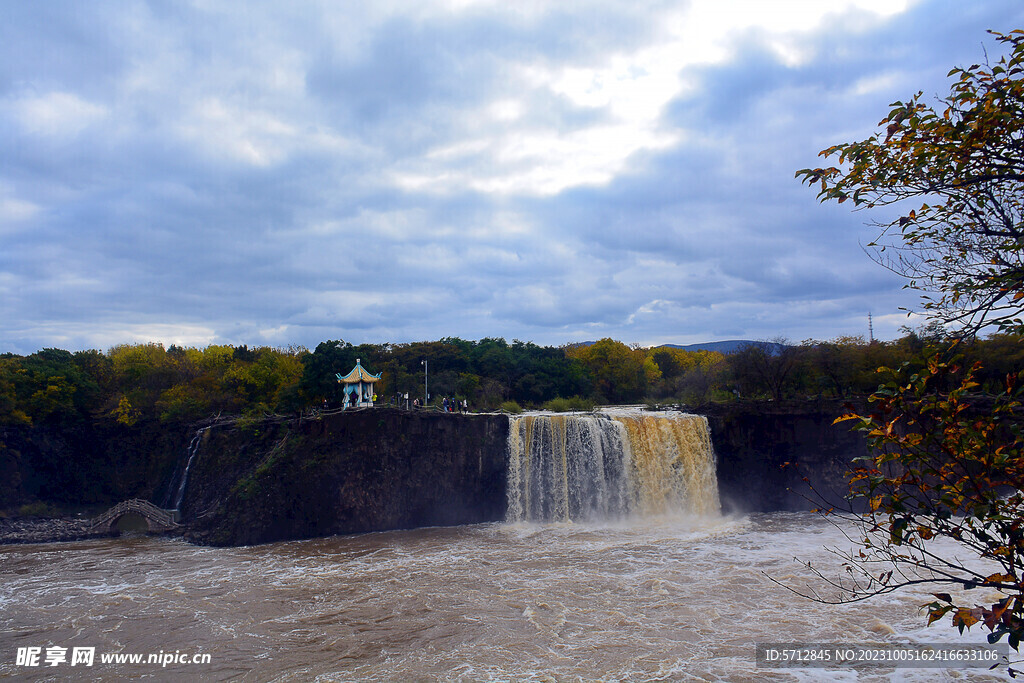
[2,1,1022,354]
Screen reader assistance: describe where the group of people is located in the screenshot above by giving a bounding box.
[392,394,468,412]
[441,396,468,413]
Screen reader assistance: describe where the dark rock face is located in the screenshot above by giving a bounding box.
[183,409,509,546]
[700,400,869,514]
[0,420,194,509]
[181,404,864,545]
[3,402,870,546]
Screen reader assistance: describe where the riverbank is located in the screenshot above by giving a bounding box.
[0,516,117,545]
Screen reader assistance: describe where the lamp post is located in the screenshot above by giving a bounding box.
[421,359,428,408]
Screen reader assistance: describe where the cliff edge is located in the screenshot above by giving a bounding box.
[182,409,509,546]
[701,399,869,514]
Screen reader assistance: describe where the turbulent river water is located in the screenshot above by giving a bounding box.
[0,412,1007,680]
[0,513,1004,682]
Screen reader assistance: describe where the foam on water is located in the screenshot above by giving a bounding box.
[0,513,1006,681]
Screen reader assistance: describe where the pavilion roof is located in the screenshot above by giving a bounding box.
[336,359,381,384]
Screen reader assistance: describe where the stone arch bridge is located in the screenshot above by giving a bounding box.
[90,499,179,533]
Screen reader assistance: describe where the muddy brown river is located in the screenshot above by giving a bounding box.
[1,413,1007,680]
[0,512,1005,681]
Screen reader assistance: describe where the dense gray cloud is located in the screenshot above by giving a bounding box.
[2,0,1023,354]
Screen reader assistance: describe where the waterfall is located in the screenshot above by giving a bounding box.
[162,427,208,511]
[505,411,719,522]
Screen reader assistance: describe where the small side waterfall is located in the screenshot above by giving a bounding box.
[505,411,719,522]
[162,427,208,511]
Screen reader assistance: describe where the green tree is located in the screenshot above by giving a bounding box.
[650,348,682,380]
[0,357,31,425]
[566,339,659,404]
[796,30,1024,667]
[299,340,356,406]
[472,338,515,399]
[16,349,99,423]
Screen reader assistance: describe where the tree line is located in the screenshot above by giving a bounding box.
[1,328,1020,426]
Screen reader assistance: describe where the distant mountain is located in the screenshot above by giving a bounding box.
[656,340,785,354]
[570,339,785,354]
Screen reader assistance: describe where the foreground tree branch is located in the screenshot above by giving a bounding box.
[795,29,1024,675]
[840,360,1024,642]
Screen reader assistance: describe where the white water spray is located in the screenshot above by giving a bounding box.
[505,411,720,522]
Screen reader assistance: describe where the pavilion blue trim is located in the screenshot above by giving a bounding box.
[336,359,381,409]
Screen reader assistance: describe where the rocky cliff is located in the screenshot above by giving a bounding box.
[3,402,870,545]
[179,402,867,545]
[700,400,869,514]
[182,409,508,546]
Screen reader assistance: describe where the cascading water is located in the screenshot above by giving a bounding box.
[162,427,208,511]
[505,411,719,522]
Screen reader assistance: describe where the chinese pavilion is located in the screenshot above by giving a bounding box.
[336,359,381,409]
